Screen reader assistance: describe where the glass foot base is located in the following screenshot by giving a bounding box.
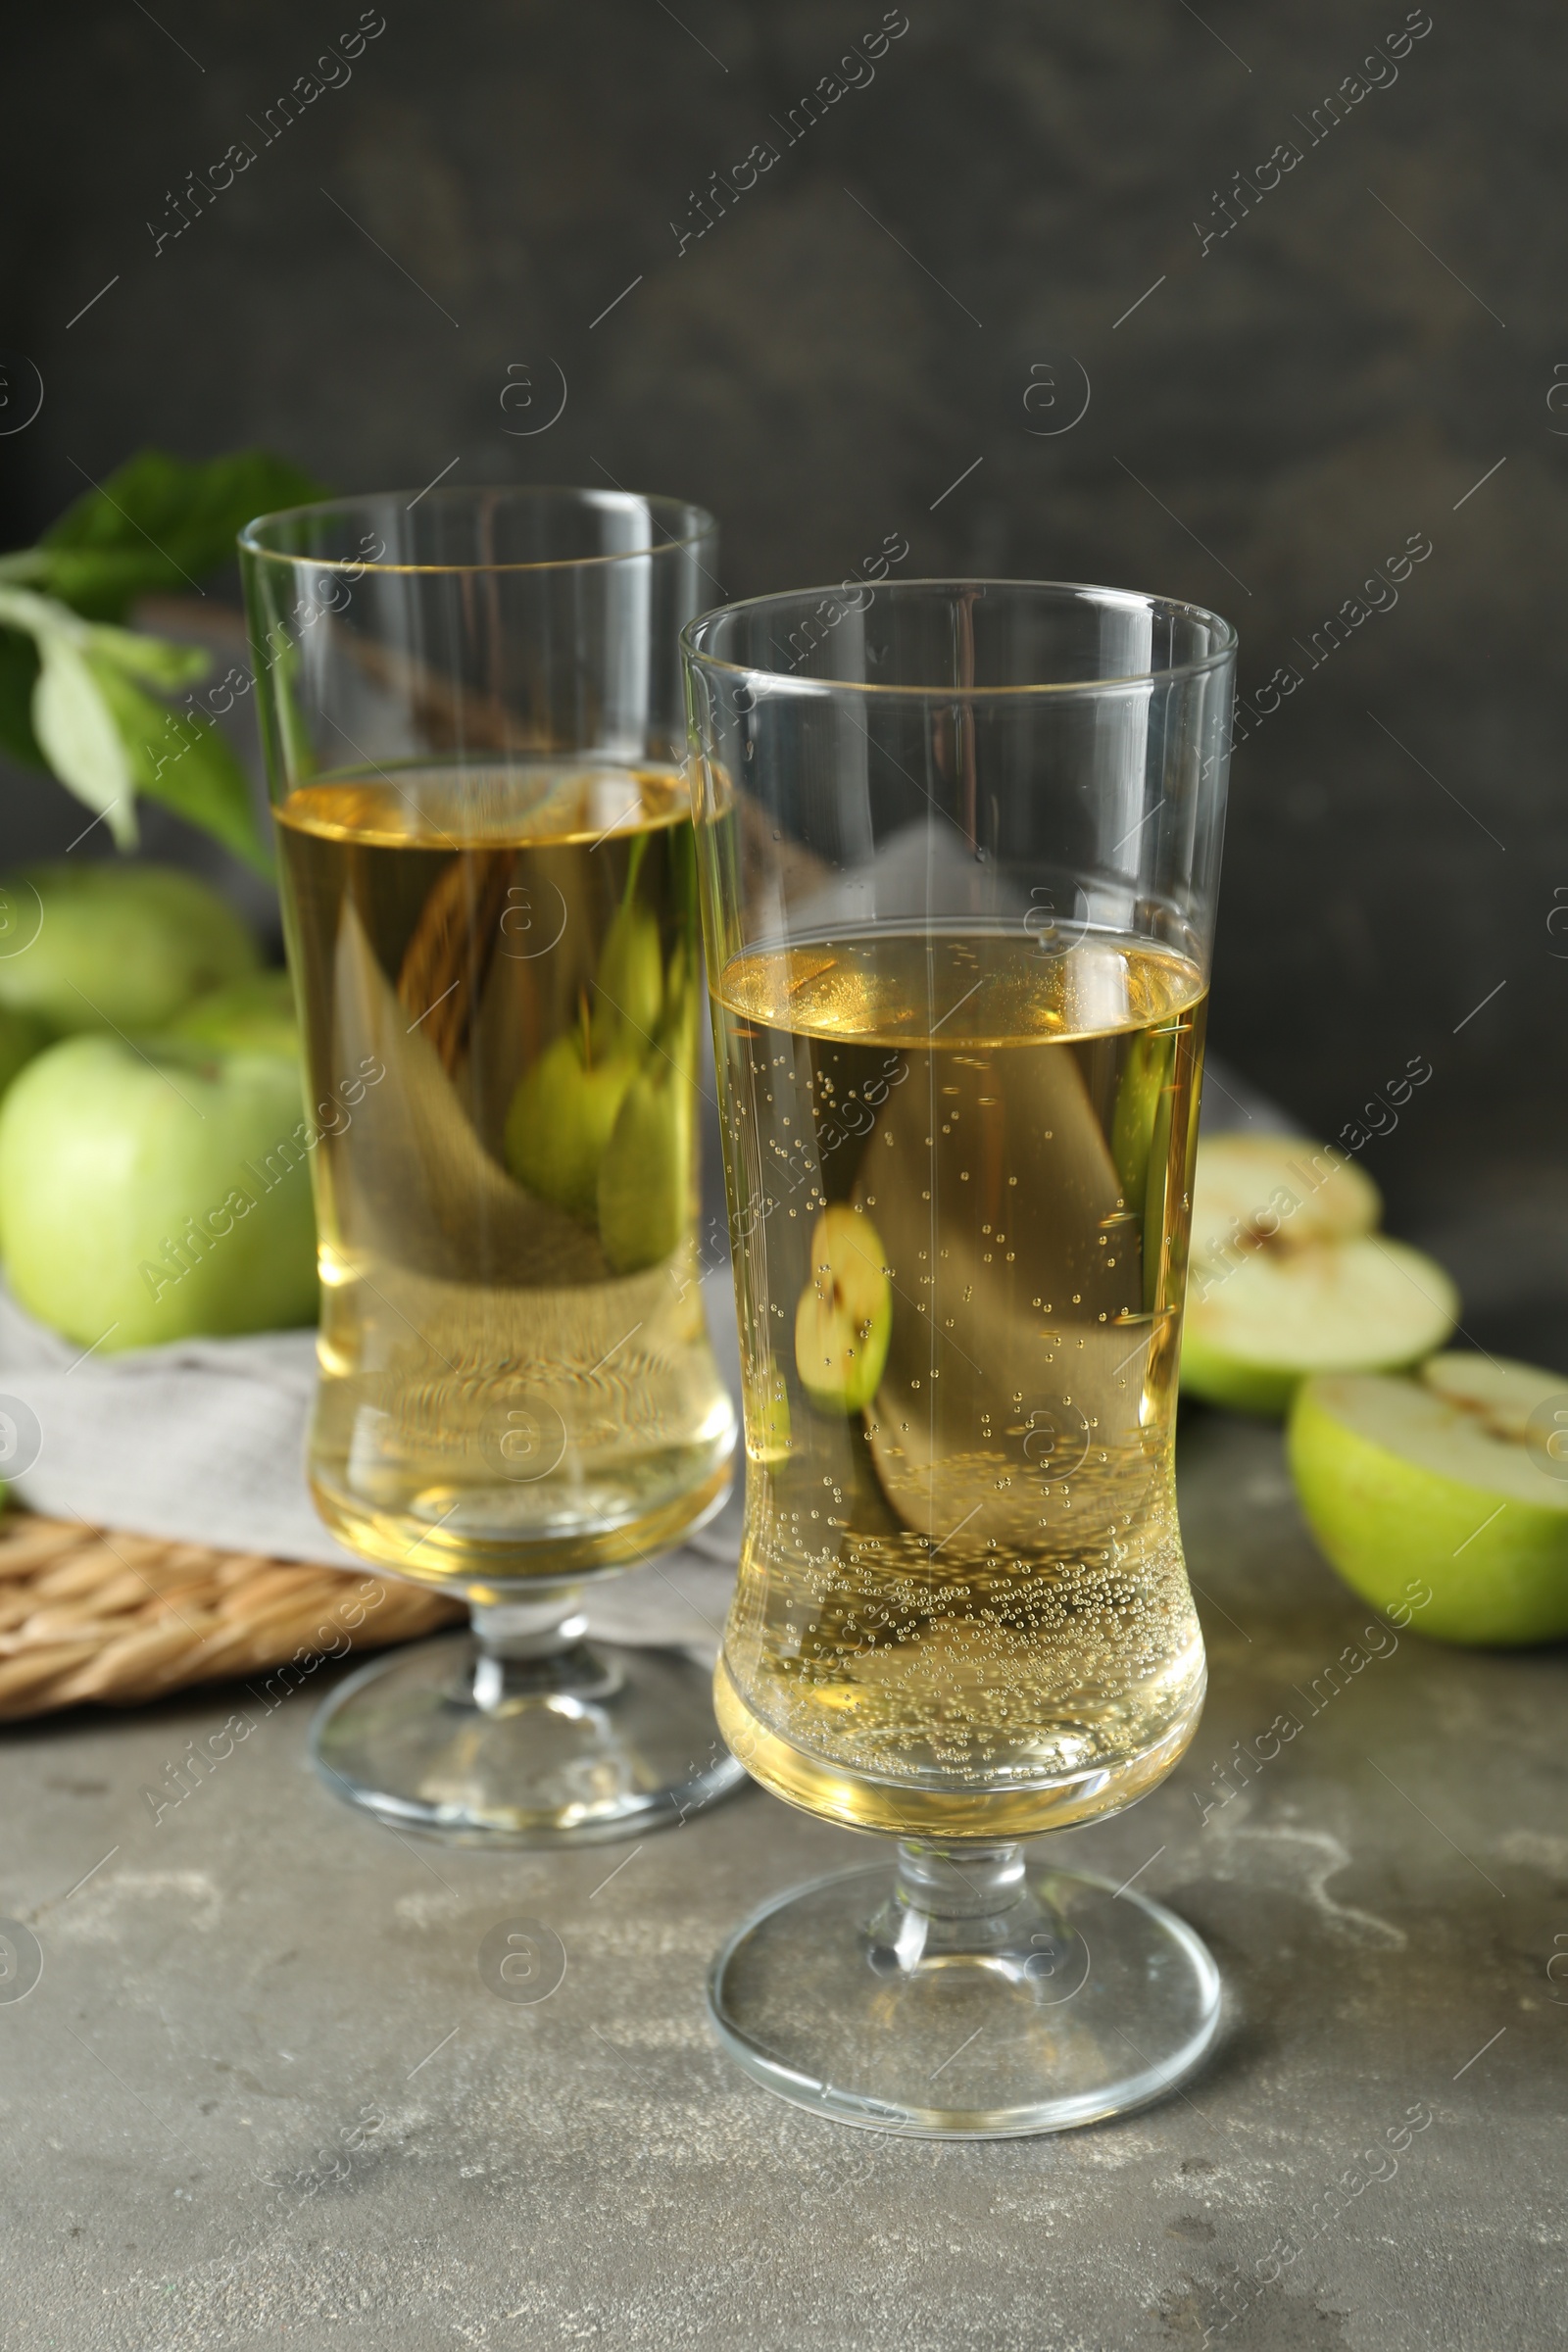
[709,1845,1222,2136]
[312,1629,746,1846]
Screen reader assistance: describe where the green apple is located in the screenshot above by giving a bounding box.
[1289,1353,1568,1645]
[0,862,259,1037]
[0,1033,318,1350]
[0,1004,51,1103]
[592,896,663,1057]
[597,1062,691,1273]
[168,970,298,1058]
[1180,1130,1454,1415]
[1181,1233,1457,1415]
[795,1204,893,1414]
[504,1030,638,1220]
[1190,1131,1381,1265]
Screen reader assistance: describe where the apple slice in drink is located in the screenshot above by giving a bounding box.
[1289,1352,1568,1644]
[858,1022,1154,1545]
[1181,1233,1457,1415]
[794,1204,893,1414]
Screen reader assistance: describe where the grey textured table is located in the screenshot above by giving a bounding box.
[2,1411,1561,2352]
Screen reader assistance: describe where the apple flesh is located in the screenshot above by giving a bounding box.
[794,1204,893,1414]
[1289,1352,1568,1645]
[1181,1234,1458,1415]
[0,1033,318,1350]
[1189,1131,1381,1265]
[1181,1129,1455,1415]
[0,862,259,1036]
[1418,1351,1567,1439]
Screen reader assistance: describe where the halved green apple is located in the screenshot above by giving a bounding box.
[1181,1130,1455,1415]
[1181,1233,1458,1415]
[1190,1132,1380,1265]
[1419,1351,1565,1439]
[1289,1353,1568,1645]
[794,1204,892,1414]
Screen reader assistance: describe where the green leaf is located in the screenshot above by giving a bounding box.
[39,448,329,620]
[144,723,273,880]
[0,448,317,869]
[85,657,272,877]
[86,623,210,689]
[31,638,137,846]
[0,628,42,768]
[27,551,158,623]
[0,580,89,644]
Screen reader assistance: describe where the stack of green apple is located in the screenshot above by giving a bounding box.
[0,861,317,1352]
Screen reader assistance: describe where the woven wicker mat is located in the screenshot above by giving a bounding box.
[0,1512,465,1723]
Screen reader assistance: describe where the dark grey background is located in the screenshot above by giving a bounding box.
[1,0,1562,1342]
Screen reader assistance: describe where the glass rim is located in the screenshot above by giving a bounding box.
[237,484,717,576]
[681,577,1239,698]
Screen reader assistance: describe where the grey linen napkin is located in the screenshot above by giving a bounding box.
[0,1270,745,1654]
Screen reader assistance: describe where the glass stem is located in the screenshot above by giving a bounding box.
[868,1841,1031,1975]
[895,1840,1027,1921]
[469,1591,594,1712]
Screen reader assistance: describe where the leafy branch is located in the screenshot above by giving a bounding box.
[0,448,326,874]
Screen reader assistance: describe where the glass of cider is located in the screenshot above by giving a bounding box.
[238,488,741,1842]
[684,579,1236,2132]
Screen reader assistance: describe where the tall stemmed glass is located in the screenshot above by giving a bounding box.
[239,487,741,1843]
[683,579,1235,2132]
